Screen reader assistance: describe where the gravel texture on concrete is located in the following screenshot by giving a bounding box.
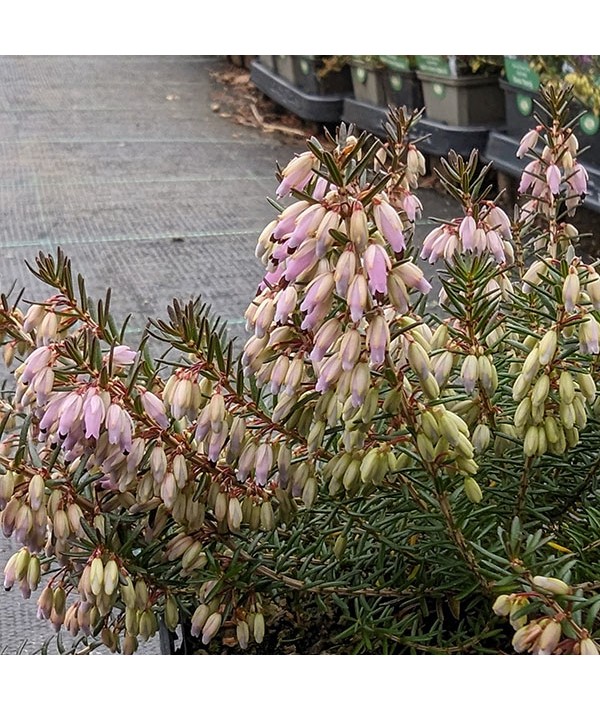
[0,55,456,654]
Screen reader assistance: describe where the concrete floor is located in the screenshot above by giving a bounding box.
[0,55,456,654]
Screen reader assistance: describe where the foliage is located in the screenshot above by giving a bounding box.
[1,86,599,655]
[524,55,600,115]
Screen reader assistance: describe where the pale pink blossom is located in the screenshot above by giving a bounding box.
[283,239,318,283]
[569,161,588,195]
[546,164,562,194]
[373,197,405,253]
[301,273,335,316]
[273,201,310,240]
[274,286,298,324]
[394,262,431,294]
[276,152,316,198]
[83,391,106,439]
[140,390,169,429]
[459,215,477,251]
[108,345,137,367]
[286,204,326,249]
[485,206,512,239]
[363,243,391,297]
[580,315,600,355]
[402,193,423,221]
[315,355,342,393]
[334,248,357,298]
[516,128,540,158]
[367,314,390,366]
[347,274,368,323]
[518,160,540,193]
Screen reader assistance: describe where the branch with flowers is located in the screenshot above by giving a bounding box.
[2,87,600,654]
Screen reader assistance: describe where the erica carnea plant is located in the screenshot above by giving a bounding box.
[1,85,600,655]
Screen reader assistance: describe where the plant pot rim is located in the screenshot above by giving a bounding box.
[416,71,500,87]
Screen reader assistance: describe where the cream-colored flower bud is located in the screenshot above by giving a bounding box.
[430,323,449,351]
[120,576,136,609]
[191,603,211,637]
[214,491,228,523]
[66,503,84,536]
[538,330,557,366]
[580,638,600,655]
[202,611,222,645]
[472,423,491,453]
[563,268,580,312]
[436,410,461,446]
[227,497,243,532]
[52,585,66,617]
[576,372,596,403]
[560,401,576,430]
[235,619,250,650]
[253,612,265,644]
[14,547,31,580]
[302,477,318,508]
[0,469,15,504]
[139,609,157,641]
[135,578,149,609]
[464,477,482,503]
[572,395,587,429]
[342,459,361,493]
[478,355,496,395]
[512,621,543,653]
[460,354,479,394]
[559,370,575,404]
[164,596,179,631]
[417,433,436,462]
[27,474,45,512]
[531,374,550,408]
[90,557,104,597]
[166,533,194,561]
[260,501,274,531]
[181,540,204,571]
[537,619,562,655]
[150,446,168,484]
[160,471,178,508]
[421,374,440,400]
[26,555,41,590]
[103,559,119,596]
[544,416,561,445]
[53,508,70,540]
[407,341,431,380]
[514,397,532,431]
[521,345,540,381]
[532,576,571,596]
[524,425,539,457]
[349,203,369,252]
[492,594,512,617]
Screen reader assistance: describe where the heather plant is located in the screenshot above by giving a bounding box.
[1,86,600,655]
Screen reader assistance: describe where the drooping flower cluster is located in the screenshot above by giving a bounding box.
[517,125,588,217]
[421,201,514,266]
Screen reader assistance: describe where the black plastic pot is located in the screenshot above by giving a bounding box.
[274,55,296,84]
[417,71,504,126]
[379,56,423,112]
[384,70,423,111]
[350,63,386,106]
[292,56,352,96]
